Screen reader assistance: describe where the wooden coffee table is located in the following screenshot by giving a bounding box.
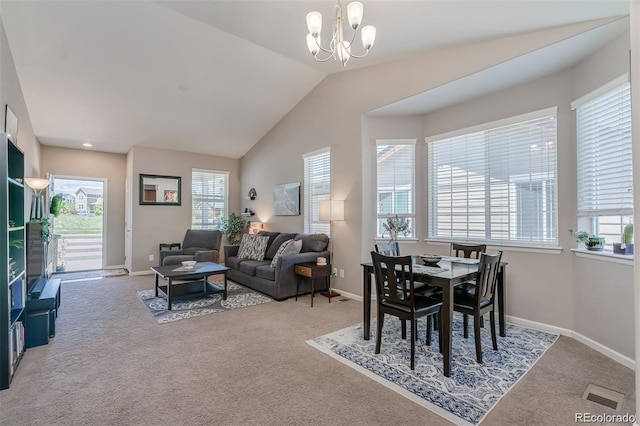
[151,262,230,310]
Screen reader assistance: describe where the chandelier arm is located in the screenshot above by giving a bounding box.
[347,49,371,59]
[313,53,338,62]
[314,37,336,54]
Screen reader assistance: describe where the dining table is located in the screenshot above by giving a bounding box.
[361,255,507,377]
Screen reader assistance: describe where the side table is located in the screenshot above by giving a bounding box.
[294,262,331,307]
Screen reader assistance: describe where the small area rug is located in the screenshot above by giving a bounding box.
[137,281,273,324]
[307,314,558,426]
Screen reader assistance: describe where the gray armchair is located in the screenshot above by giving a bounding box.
[160,229,223,266]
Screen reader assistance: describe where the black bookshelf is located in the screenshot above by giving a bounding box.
[1,133,26,390]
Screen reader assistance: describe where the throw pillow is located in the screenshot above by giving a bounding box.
[237,234,269,261]
[270,239,302,268]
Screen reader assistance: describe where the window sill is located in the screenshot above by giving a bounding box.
[374,238,418,244]
[571,248,634,265]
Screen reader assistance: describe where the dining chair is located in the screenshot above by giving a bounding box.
[450,242,487,259]
[453,250,503,364]
[370,251,443,370]
[374,242,439,339]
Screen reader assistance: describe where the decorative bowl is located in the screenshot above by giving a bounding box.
[419,254,442,266]
[181,260,197,268]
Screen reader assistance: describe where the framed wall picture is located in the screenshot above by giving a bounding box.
[4,105,18,145]
[139,174,181,205]
[273,182,300,216]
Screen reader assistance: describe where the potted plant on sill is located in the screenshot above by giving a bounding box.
[382,215,412,243]
[569,228,605,251]
[613,223,634,255]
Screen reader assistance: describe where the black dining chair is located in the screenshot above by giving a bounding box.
[370,251,443,370]
[453,250,503,364]
[450,242,487,259]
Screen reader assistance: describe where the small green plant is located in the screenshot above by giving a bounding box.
[382,215,412,242]
[569,228,605,251]
[621,223,633,248]
[221,212,246,245]
[50,195,66,217]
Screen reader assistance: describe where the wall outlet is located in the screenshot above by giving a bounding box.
[149,254,154,261]
[339,269,345,278]
[332,267,338,276]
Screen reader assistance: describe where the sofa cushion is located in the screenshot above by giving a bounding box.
[255,264,276,281]
[239,259,270,276]
[237,234,269,260]
[294,233,329,253]
[265,233,298,259]
[256,231,281,253]
[225,255,243,270]
[270,239,302,268]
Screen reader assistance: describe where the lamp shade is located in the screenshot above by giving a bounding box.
[347,1,364,29]
[24,177,51,193]
[319,200,344,221]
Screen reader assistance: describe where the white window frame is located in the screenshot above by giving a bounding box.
[191,168,229,230]
[376,139,416,239]
[303,147,331,235]
[426,107,558,246]
[571,74,633,249]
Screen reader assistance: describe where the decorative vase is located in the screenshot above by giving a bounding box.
[585,237,605,251]
[389,230,397,243]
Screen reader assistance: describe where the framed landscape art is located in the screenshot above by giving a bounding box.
[274,182,300,216]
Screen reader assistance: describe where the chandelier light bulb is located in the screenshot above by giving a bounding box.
[347,1,364,29]
[361,25,376,49]
[306,11,322,37]
[306,33,319,55]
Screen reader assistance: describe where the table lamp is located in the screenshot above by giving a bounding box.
[24,177,51,220]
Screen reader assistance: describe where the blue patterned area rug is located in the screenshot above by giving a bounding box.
[307,314,558,426]
[137,281,273,324]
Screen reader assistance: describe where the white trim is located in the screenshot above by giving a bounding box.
[376,138,417,146]
[424,106,558,143]
[331,287,362,302]
[192,168,230,176]
[302,146,330,159]
[570,73,630,110]
[506,315,635,370]
[424,239,563,254]
[374,238,418,244]
[572,248,634,265]
[130,270,154,276]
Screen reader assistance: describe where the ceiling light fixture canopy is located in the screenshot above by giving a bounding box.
[305,0,376,67]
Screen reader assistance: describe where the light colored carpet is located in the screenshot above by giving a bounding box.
[0,274,634,425]
[308,316,558,425]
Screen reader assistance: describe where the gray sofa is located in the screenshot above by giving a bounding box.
[160,229,223,266]
[224,231,330,301]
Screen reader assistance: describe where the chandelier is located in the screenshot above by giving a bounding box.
[305,1,377,67]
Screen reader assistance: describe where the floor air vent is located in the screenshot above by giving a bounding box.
[582,384,624,411]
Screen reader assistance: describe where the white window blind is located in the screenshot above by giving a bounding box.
[376,140,415,238]
[191,169,229,230]
[575,81,632,216]
[427,108,558,244]
[303,148,331,235]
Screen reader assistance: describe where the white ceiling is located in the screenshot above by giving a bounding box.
[0,1,631,158]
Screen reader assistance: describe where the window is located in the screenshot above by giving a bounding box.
[376,140,415,238]
[572,75,632,248]
[303,148,330,235]
[427,108,558,245]
[191,169,229,230]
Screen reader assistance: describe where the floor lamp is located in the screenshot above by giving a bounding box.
[319,199,344,298]
[24,177,51,220]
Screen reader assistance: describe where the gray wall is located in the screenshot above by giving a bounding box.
[40,146,127,268]
[128,145,240,273]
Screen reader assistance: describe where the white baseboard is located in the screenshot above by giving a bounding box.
[506,315,635,370]
[104,264,125,270]
[129,270,153,276]
[332,288,362,302]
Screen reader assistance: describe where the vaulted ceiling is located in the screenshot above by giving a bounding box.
[0,1,630,158]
